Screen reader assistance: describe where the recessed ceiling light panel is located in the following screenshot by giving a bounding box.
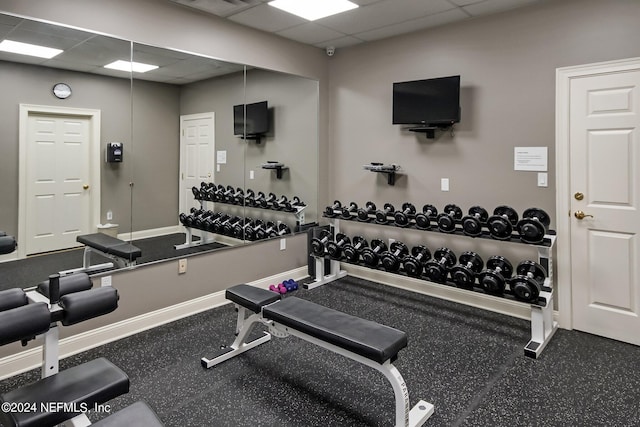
[0,40,63,59]
[268,0,359,21]
[104,60,159,73]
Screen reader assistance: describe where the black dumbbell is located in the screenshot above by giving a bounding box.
[222,185,235,202]
[415,204,438,230]
[510,260,547,303]
[200,184,215,201]
[244,189,255,206]
[402,245,432,278]
[310,229,332,257]
[356,201,377,222]
[203,212,224,232]
[394,203,417,227]
[340,202,358,219]
[424,248,457,283]
[478,255,513,296]
[487,206,519,240]
[342,236,368,263]
[287,196,306,212]
[243,220,264,241]
[209,214,230,233]
[326,233,351,259]
[211,185,225,201]
[254,220,274,240]
[380,241,409,272]
[179,212,193,227]
[232,217,252,238]
[231,187,244,205]
[461,206,489,238]
[324,201,343,218]
[191,186,202,200]
[375,203,396,224]
[437,204,463,233]
[516,208,550,244]
[272,195,290,210]
[450,251,484,289]
[275,223,291,236]
[192,210,215,229]
[261,192,277,208]
[222,216,243,236]
[361,239,388,267]
[252,191,266,207]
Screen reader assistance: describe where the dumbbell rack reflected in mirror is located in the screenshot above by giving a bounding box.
[309,216,557,359]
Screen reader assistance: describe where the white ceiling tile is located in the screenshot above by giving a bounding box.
[317,0,456,35]
[463,0,540,16]
[228,3,306,32]
[356,8,470,42]
[447,0,485,6]
[313,35,365,49]
[277,23,346,45]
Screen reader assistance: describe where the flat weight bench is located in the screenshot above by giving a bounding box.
[66,233,142,275]
[202,284,434,427]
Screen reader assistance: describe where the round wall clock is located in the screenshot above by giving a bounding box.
[52,82,72,99]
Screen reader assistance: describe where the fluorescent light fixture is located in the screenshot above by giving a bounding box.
[104,60,159,73]
[0,39,63,59]
[269,0,358,21]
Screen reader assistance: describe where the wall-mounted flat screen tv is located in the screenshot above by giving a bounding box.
[233,100,269,136]
[392,75,460,126]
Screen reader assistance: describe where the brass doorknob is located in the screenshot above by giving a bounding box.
[574,210,593,220]
[83,184,90,190]
[574,192,584,200]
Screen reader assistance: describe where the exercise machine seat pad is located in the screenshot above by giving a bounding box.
[77,233,142,260]
[0,303,51,346]
[92,401,164,427]
[0,358,130,427]
[226,284,281,313]
[0,288,28,313]
[37,273,93,299]
[0,235,16,255]
[263,297,408,364]
[58,287,119,326]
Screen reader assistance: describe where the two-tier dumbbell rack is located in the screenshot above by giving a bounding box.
[308,215,557,359]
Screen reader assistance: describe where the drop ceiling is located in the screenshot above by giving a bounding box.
[169,0,543,49]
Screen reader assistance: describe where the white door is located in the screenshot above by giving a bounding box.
[179,113,215,217]
[22,110,97,255]
[568,64,640,345]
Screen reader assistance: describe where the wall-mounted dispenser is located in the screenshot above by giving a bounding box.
[106,142,123,163]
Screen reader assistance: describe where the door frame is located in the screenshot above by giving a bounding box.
[555,57,640,330]
[178,112,215,220]
[18,104,102,258]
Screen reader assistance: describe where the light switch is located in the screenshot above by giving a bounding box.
[537,173,548,187]
[441,178,450,192]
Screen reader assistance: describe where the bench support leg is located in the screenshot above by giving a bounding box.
[201,308,271,369]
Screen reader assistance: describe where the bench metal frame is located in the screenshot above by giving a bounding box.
[202,303,434,427]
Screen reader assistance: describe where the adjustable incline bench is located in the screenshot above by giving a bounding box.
[202,284,434,427]
[0,274,163,427]
[63,233,142,275]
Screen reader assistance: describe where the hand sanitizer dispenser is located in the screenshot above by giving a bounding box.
[106,142,123,163]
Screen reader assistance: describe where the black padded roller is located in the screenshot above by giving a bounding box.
[37,273,93,299]
[0,288,28,313]
[58,287,119,326]
[0,303,51,346]
[0,235,16,255]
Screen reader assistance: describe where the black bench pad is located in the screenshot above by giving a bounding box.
[92,401,164,426]
[226,284,281,313]
[0,358,129,427]
[77,233,142,260]
[263,297,408,364]
[0,235,16,255]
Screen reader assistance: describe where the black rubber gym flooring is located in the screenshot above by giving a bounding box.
[0,233,225,291]
[1,276,639,426]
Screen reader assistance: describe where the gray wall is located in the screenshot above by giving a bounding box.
[327,0,640,261]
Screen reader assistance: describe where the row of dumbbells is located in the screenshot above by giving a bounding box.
[324,200,551,244]
[179,208,291,241]
[311,230,547,303]
[193,182,305,212]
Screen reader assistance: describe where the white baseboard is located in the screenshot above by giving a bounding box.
[117,225,182,241]
[0,266,308,380]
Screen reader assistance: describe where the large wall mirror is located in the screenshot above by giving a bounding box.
[0,12,319,290]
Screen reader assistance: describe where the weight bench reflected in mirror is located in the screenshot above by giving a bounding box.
[202,284,434,427]
[60,233,142,276]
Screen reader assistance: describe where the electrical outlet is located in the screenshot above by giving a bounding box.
[250,170,255,180]
[101,276,112,287]
[178,258,187,274]
[280,238,286,250]
[106,210,113,221]
[441,178,450,192]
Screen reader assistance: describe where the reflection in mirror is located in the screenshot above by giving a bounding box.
[0,13,133,289]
